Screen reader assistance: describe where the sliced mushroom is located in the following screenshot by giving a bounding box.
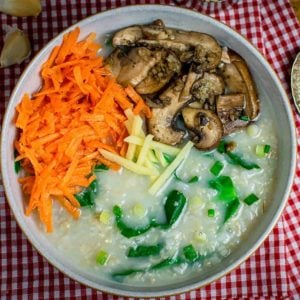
[112,26,143,46]
[143,94,169,108]
[220,47,231,64]
[220,51,260,120]
[190,72,224,110]
[105,48,124,78]
[182,108,223,150]
[135,51,181,94]
[178,69,202,103]
[216,94,248,134]
[112,20,222,70]
[148,78,186,145]
[114,47,163,87]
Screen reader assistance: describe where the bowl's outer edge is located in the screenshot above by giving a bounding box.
[1,4,297,298]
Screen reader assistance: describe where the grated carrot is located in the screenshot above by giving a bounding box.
[15,27,152,232]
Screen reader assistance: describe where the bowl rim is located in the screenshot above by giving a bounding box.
[1,4,297,298]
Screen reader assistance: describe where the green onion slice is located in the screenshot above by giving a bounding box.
[183,244,198,262]
[210,161,224,176]
[96,250,109,265]
[243,193,259,205]
[207,208,215,217]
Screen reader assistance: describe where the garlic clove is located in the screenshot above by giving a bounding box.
[0,0,41,17]
[0,27,31,68]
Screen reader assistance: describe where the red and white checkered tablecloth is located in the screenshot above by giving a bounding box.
[1,0,300,299]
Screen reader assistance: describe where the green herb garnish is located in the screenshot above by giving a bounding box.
[174,172,199,184]
[75,179,98,207]
[208,176,238,203]
[14,150,21,174]
[210,161,224,176]
[127,244,163,258]
[224,198,240,222]
[113,190,187,238]
[163,153,175,164]
[207,208,215,217]
[94,164,109,171]
[239,115,250,121]
[96,250,109,265]
[183,245,198,262]
[243,193,259,205]
[218,141,260,170]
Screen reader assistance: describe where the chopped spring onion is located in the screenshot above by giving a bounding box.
[133,203,146,217]
[217,140,227,153]
[183,244,198,262]
[14,150,21,174]
[239,115,250,121]
[14,159,21,174]
[243,193,259,205]
[246,124,260,137]
[94,164,109,171]
[264,144,271,153]
[163,153,175,164]
[99,211,111,224]
[255,144,271,158]
[174,171,199,184]
[96,250,109,265]
[210,161,224,176]
[207,208,215,217]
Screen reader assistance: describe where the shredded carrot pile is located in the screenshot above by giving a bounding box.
[15,27,152,232]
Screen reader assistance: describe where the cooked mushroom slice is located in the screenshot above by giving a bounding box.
[140,31,221,70]
[112,20,222,70]
[178,70,202,103]
[112,26,143,46]
[216,94,248,135]
[138,38,191,53]
[135,51,181,94]
[192,34,222,70]
[190,73,224,110]
[220,51,260,120]
[220,47,231,64]
[116,47,163,87]
[148,78,186,145]
[143,94,169,108]
[105,48,124,78]
[182,108,223,150]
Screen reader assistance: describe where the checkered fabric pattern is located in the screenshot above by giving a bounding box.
[1,0,299,299]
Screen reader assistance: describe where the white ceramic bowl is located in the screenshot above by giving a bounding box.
[1,5,297,297]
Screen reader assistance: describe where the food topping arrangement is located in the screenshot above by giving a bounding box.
[14,21,277,284]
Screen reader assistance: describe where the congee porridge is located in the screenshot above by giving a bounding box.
[14,20,277,285]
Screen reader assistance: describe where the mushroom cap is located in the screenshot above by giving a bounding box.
[112,26,143,46]
[112,20,222,70]
[148,78,186,145]
[216,94,248,135]
[182,107,223,150]
[220,51,260,120]
[191,72,225,110]
[135,51,181,94]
